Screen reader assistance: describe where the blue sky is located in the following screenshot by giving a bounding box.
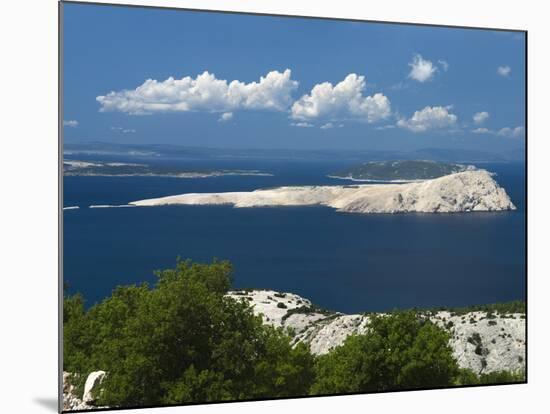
[63,2,525,155]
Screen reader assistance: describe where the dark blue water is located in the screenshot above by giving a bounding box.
[63,159,526,313]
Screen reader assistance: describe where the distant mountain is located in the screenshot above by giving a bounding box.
[63,142,524,163]
[330,160,475,181]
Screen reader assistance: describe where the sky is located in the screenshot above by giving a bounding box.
[62,2,526,155]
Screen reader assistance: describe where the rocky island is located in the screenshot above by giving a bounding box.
[129,169,516,214]
[63,159,273,178]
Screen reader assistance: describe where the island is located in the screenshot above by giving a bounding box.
[128,169,516,214]
[63,159,273,178]
[329,160,475,182]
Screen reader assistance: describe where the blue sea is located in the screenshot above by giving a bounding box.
[63,157,526,313]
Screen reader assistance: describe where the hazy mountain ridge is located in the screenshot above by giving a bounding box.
[64,142,525,163]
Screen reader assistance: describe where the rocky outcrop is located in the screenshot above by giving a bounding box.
[226,289,526,374]
[63,371,108,411]
[130,170,516,214]
[82,371,106,404]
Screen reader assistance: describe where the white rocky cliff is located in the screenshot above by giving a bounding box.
[226,289,526,374]
[129,170,516,214]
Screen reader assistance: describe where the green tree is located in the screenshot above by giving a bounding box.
[311,312,458,394]
[455,368,525,385]
[63,260,315,407]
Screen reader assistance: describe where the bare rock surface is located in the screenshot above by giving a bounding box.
[131,170,516,214]
[83,371,106,404]
[63,371,108,411]
[227,290,526,374]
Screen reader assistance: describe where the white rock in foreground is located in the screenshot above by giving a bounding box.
[130,170,516,214]
[63,371,108,411]
[227,290,525,374]
[83,371,106,404]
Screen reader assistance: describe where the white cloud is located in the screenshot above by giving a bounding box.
[111,126,136,133]
[397,105,457,133]
[473,111,490,124]
[290,122,314,128]
[497,65,511,77]
[63,120,78,127]
[290,74,391,123]
[408,54,437,82]
[472,127,491,134]
[319,123,344,129]
[438,59,450,72]
[97,69,298,115]
[471,126,524,138]
[497,126,524,138]
[218,112,233,122]
[375,124,396,130]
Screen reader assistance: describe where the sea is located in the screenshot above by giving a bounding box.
[63,156,526,313]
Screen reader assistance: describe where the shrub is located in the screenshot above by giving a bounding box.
[455,369,525,385]
[64,260,315,406]
[277,302,287,309]
[310,312,458,394]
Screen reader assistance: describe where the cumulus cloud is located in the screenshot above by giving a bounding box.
[218,112,233,122]
[497,65,511,77]
[473,111,490,124]
[319,122,343,129]
[290,74,391,123]
[438,59,450,72]
[397,105,457,133]
[63,120,78,127]
[497,126,524,137]
[111,126,136,133]
[471,126,524,138]
[97,69,298,115]
[408,54,437,82]
[290,122,314,128]
[375,124,396,130]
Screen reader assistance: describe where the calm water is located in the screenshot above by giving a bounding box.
[63,159,526,313]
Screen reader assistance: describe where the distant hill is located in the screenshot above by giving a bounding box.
[63,142,523,163]
[330,160,475,181]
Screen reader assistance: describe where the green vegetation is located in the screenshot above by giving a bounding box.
[64,260,314,406]
[430,301,526,316]
[281,305,333,323]
[310,312,458,394]
[64,260,525,406]
[331,160,470,181]
[455,369,525,385]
